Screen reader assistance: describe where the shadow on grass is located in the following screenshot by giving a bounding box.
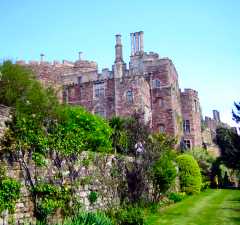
[227,217,240,224]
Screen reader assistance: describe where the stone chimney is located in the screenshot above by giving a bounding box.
[40,53,44,62]
[130,31,144,55]
[78,52,83,61]
[115,34,123,63]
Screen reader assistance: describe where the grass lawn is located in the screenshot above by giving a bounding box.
[146,189,240,225]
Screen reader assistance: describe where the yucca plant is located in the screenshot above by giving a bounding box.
[61,211,114,225]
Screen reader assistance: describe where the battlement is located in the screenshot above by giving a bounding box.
[16,59,98,69]
[181,88,199,97]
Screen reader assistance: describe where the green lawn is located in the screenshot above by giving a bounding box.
[146,189,240,225]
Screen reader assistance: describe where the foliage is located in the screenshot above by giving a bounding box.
[33,183,70,222]
[60,212,114,225]
[151,150,177,201]
[109,117,129,154]
[176,154,202,195]
[216,126,240,171]
[88,191,98,204]
[187,148,215,186]
[0,168,21,213]
[109,206,146,225]
[0,62,113,221]
[210,158,234,188]
[50,106,112,156]
[168,192,186,203]
[233,102,240,123]
[79,176,92,186]
[0,61,112,157]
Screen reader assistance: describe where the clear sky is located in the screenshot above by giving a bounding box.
[1,0,239,127]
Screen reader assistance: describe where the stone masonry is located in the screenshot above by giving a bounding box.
[16,31,203,149]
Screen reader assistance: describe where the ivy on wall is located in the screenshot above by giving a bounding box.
[0,167,21,213]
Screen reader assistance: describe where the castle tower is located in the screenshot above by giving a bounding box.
[213,110,221,123]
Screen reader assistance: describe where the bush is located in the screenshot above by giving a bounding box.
[168,192,186,203]
[151,150,177,201]
[112,206,145,225]
[0,176,21,213]
[176,154,202,195]
[61,212,114,225]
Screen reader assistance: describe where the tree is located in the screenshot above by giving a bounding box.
[0,61,113,221]
[233,102,240,123]
[216,127,240,171]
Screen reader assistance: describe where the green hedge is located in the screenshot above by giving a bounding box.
[176,154,202,195]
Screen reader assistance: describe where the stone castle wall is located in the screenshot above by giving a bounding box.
[0,105,132,224]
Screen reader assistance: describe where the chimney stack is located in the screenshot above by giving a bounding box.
[78,51,83,60]
[115,34,123,63]
[40,53,44,62]
[130,31,144,56]
[139,31,144,52]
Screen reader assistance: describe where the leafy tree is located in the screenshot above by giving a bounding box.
[216,127,240,171]
[233,102,240,123]
[0,61,113,220]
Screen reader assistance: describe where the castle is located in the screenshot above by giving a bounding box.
[17,31,204,149]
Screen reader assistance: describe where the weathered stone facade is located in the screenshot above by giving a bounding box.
[16,31,203,149]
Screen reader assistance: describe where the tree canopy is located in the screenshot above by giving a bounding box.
[233,102,240,124]
[216,127,240,171]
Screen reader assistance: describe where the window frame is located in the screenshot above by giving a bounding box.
[183,119,190,133]
[126,90,134,103]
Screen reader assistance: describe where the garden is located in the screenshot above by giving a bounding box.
[0,61,239,224]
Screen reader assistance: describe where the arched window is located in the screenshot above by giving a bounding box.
[94,106,105,117]
[126,90,133,103]
[152,79,161,89]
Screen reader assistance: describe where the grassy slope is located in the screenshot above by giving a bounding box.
[146,189,240,225]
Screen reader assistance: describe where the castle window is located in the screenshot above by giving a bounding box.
[159,124,165,133]
[183,120,190,133]
[152,79,161,89]
[126,90,133,103]
[94,83,105,98]
[94,106,106,117]
[77,76,82,85]
[184,139,191,149]
[194,99,198,112]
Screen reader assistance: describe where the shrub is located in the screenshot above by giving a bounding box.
[151,150,177,201]
[0,176,21,213]
[168,192,186,203]
[61,212,114,225]
[112,206,145,225]
[176,154,202,195]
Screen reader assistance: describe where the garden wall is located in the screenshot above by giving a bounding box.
[0,151,136,225]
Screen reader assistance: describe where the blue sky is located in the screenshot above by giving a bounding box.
[1,0,239,126]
